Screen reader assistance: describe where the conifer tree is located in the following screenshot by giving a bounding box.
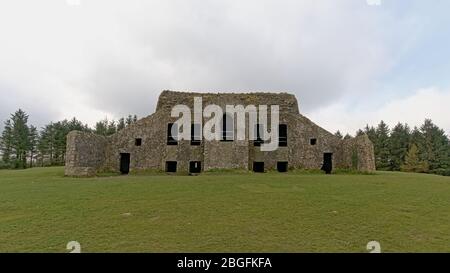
[125,115,133,126]
[0,120,13,165]
[374,121,390,170]
[10,109,30,168]
[28,125,38,168]
[364,124,377,144]
[389,123,411,171]
[401,143,429,173]
[95,119,109,136]
[355,129,365,137]
[420,119,449,171]
[343,134,352,140]
[117,118,126,131]
[106,120,117,135]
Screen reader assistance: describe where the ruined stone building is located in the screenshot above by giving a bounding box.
[65,91,376,176]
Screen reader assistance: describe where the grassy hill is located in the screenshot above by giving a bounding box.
[0,167,449,253]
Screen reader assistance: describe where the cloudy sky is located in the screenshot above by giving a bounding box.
[1,0,449,136]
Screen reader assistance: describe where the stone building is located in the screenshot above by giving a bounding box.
[65,90,376,176]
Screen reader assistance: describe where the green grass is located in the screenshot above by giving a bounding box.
[1,167,450,253]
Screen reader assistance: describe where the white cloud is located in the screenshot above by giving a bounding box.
[308,87,450,136]
[0,0,404,128]
[375,88,450,133]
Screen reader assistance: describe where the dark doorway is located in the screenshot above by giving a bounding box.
[253,162,265,173]
[322,153,333,174]
[277,162,288,173]
[166,161,177,173]
[189,161,202,173]
[120,153,130,174]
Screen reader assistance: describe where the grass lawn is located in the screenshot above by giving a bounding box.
[0,167,450,253]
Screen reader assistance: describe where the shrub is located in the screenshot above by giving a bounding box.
[430,168,450,177]
[0,161,12,169]
[401,144,429,173]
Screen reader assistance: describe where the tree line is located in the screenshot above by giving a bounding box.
[0,109,137,169]
[335,119,450,176]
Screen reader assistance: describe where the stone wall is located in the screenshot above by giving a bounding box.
[156,90,300,115]
[65,90,377,175]
[65,131,108,176]
[103,111,167,172]
[340,135,376,172]
[204,140,249,170]
[287,114,342,170]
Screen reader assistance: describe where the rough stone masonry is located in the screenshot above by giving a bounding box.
[65,90,376,176]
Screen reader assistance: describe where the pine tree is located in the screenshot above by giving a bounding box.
[54,121,68,165]
[364,124,377,144]
[0,120,13,165]
[36,118,88,166]
[334,130,343,139]
[68,117,86,131]
[389,123,411,171]
[107,120,117,135]
[28,125,38,168]
[125,115,133,126]
[447,135,450,173]
[10,109,30,168]
[410,126,423,146]
[95,119,109,136]
[401,143,429,173]
[420,119,449,171]
[117,118,126,131]
[355,129,365,137]
[343,134,352,140]
[38,123,56,166]
[374,121,390,170]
